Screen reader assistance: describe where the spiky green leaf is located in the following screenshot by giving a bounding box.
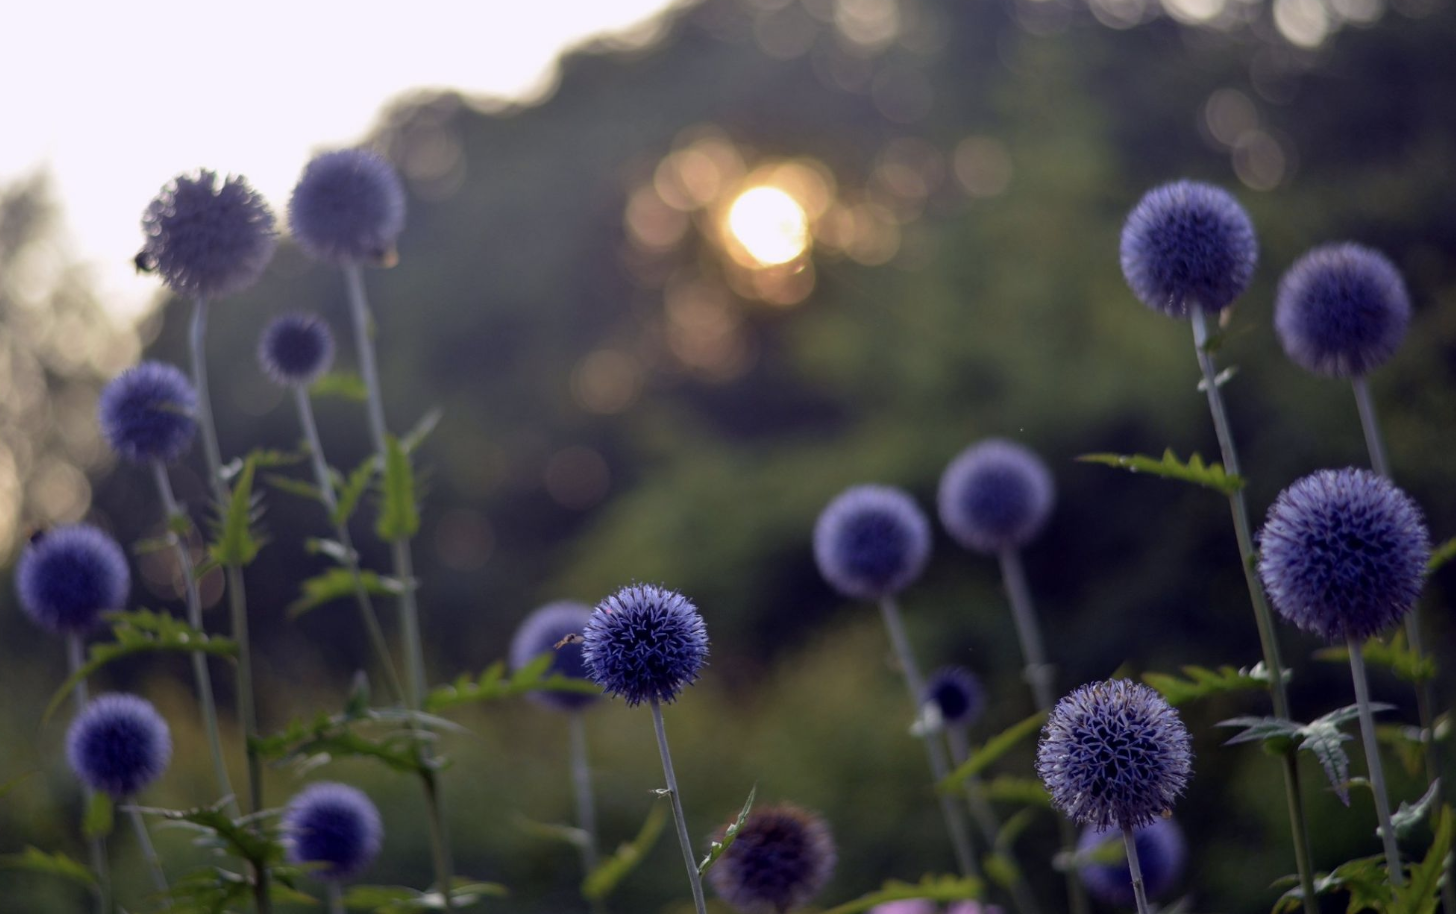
[1314,630,1437,684]
[699,784,757,876]
[1392,804,1453,914]
[310,371,369,402]
[582,801,667,902]
[333,458,376,527]
[1077,449,1244,495]
[940,712,1046,792]
[375,435,419,542]
[424,655,602,714]
[1388,780,1442,839]
[0,846,97,887]
[289,568,402,619]
[1143,662,1275,706]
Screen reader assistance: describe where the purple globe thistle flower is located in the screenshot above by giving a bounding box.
[923,666,985,729]
[1078,818,1187,908]
[1120,180,1258,317]
[16,524,129,635]
[258,313,336,387]
[1274,243,1411,378]
[98,361,199,465]
[1258,468,1429,643]
[707,804,836,914]
[509,601,600,713]
[946,905,1003,914]
[937,440,1054,555]
[1036,680,1192,830]
[582,584,708,706]
[288,149,406,265]
[140,170,276,299]
[866,903,936,914]
[283,782,384,882]
[813,485,931,601]
[66,694,171,798]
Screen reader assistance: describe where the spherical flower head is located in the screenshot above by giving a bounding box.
[1036,680,1192,830]
[813,485,931,601]
[1078,817,1186,908]
[66,694,171,797]
[923,666,986,728]
[17,524,130,635]
[1258,468,1429,643]
[866,903,936,914]
[582,584,708,706]
[288,149,406,264]
[284,782,383,882]
[1275,243,1411,378]
[707,804,836,914]
[140,169,276,299]
[1120,180,1257,317]
[937,440,1054,554]
[509,601,600,713]
[258,313,336,387]
[99,361,199,465]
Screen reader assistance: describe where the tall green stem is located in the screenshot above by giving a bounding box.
[68,636,111,914]
[126,804,169,899]
[327,882,344,914]
[569,712,601,876]
[1190,310,1317,914]
[1348,639,1404,883]
[877,598,979,879]
[945,727,1042,914]
[649,700,708,914]
[1121,824,1151,914]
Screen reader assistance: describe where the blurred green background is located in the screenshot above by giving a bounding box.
[3,0,1455,911]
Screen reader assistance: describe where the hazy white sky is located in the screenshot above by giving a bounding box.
[0,0,677,319]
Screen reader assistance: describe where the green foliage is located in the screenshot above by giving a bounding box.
[976,776,1051,808]
[1315,630,1436,684]
[376,434,420,542]
[1388,780,1441,839]
[1221,703,1395,805]
[582,800,667,903]
[342,880,507,912]
[400,407,444,454]
[424,655,602,714]
[0,771,34,799]
[1143,662,1275,706]
[210,448,298,567]
[251,706,453,776]
[1077,449,1245,496]
[311,371,369,402]
[135,801,281,866]
[699,783,757,876]
[0,846,96,887]
[289,567,402,618]
[264,473,324,504]
[333,457,377,527]
[1394,805,1453,914]
[82,792,112,840]
[45,610,238,721]
[939,712,1046,791]
[821,874,983,914]
[1427,536,1456,574]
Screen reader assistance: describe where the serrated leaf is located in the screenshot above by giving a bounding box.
[0,846,97,887]
[45,610,237,721]
[1427,536,1456,574]
[209,450,265,567]
[135,799,279,865]
[83,792,113,839]
[1387,779,1441,839]
[265,473,325,504]
[424,655,602,714]
[289,568,402,619]
[1077,448,1245,495]
[251,708,437,777]
[1393,804,1452,914]
[1300,720,1355,806]
[699,784,757,876]
[976,776,1051,808]
[1315,630,1436,684]
[1217,716,1302,747]
[375,435,419,542]
[582,800,667,902]
[1274,854,1392,914]
[820,874,983,914]
[940,712,1047,792]
[1143,663,1275,706]
[1222,706,1394,806]
[333,457,376,527]
[311,371,369,402]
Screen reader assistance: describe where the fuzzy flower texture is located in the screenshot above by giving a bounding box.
[289,149,406,264]
[140,170,276,300]
[1258,468,1429,643]
[98,361,198,465]
[707,805,836,914]
[509,601,600,713]
[1275,243,1411,378]
[1120,180,1257,318]
[259,313,335,387]
[583,584,708,706]
[938,439,1054,555]
[813,485,931,601]
[17,524,130,635]
[67,694,171,798]
[284,782,383,882]
[1078,818,1187,908]
[1036,680,1192,830]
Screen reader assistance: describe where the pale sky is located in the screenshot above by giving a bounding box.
[0,0,679,320]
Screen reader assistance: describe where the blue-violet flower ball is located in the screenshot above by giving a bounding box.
[1036,680,1192,830]
[707,804,836,914]
[509,601,600,713]
[1120,180,1257,317]
[1274,243,1411,378]
[17,524,130,635]
[140,169,276,299]
[98,361,198,465]
[923,666,986,729]
[1258,468,1429,643]
[258,313,336,387]
[1078,818,1187,908]
[67,694,171,798]
[937,439,1054,555]
[288,149,406,264]
[284,782,384,882]
[582,584,708,706]
[813,485,931,601]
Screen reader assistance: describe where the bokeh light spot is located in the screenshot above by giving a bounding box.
[726,186,811,266]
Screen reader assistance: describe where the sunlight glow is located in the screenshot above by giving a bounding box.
[725,186,810,267]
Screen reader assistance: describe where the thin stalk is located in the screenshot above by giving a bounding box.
[421,772,456,911]
[946,728,1042,914]
[1190,309,1318,914]
[68,636,111,914]
[1348,639,1404,884]
[878,598,979,879]
[649,700,708,914]
[327,882,344,914]
[126,805,169,899]
[291,385,406,703]
[151,463,235,809]
[569,712,601,875]
[1121,824,1151,914]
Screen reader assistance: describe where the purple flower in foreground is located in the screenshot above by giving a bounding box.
[937,439,1054,554]
[289,149,406,265]
[813,485,931,601]
[17,524,129,635]
[509,601,599,712]
[140,169,276,299]
[99,361,198,465]
[1275,243,1410,378]
[707,804,836,913]
[284,782,383,882]
[1078,818,1187,908]
[259,313,335,386]
[67,694,171,797]
[583,584,708,706]
[1120,180,1257,317]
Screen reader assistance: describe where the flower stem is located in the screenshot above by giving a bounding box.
[1121,824,1151,914]
[126,804,169,900]
[1190,310,1318,914]
[878,598,980,880]
[569,712,601,875]
[68,635,111,914]
[1347,637,1404,884]
[291,385,406,703]
[151,462,235,811]
[327,882,344,914]
[649,699,708,914]
[946,728,1042,914]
